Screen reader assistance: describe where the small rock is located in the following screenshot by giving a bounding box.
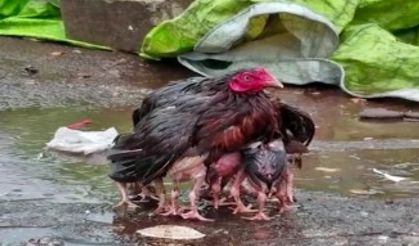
[350,98,366,104]
[137,225,206,240]
[378,235,389,243]
[24,65,38,75]
[405,111,419,119]
[108,69,121,78]
[360,211,369,217]
[25,79,36,85]
[254,230,272,240]
[26,237,64,246]
[385,199,394,205]
[315,167,340,173]
[77,73,92,79]
[403,117,419,122]
[359,108,404,120]
[50,51,64,57]
[350,189,377,195]
[72,49,82,54]
[112,224,126,233]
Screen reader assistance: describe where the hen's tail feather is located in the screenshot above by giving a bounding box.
[141,154,176,186]
[108,149,143,183]
[108,149,176,186]
[112,133,142,150]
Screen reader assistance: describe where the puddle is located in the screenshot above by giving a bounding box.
[0,107,133,205]
[0,106,419,203]
[299,149,419,198]
[0,227,56,245]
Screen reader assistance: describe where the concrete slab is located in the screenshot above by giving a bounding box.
[61,0,193,52]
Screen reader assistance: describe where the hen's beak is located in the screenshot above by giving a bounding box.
[267,77,284,89]
[256,67,284,89]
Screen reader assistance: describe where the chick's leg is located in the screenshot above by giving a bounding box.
[153,177,166,214]
[243,190,270,221]
[285,169,295,204]
[181,169,214,221]
[230,168,256,214]
[139,185,159,201]
[128,182,158,202]
[207,178,235,208]
[161,181,182,216]
[211,177,222,209]
[276,178,293,212]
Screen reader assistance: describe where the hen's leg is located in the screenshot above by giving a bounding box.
[153,178,166,214]
[161,181,182,216]
[113,182,139,209]
[231,169,256,214]
[127,181,159,203]
[181,170,214,221]
[140,185,159,201]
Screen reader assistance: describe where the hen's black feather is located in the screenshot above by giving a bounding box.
[278,103,315,147]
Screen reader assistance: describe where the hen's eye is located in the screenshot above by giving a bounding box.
[243,75,251,81]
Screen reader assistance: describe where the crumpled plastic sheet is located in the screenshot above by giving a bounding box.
[46,127,118,155]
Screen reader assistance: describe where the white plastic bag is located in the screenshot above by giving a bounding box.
[46,127,119,155]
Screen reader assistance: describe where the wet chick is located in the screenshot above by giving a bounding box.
[206,152,242,209]
[163,152,243,221]
[240,140,288,220]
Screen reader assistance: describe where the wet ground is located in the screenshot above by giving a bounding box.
[1,37,419,245]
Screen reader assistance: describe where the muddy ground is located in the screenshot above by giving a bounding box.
[0,37,419,246]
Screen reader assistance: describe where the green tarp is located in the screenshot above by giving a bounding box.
[1,0,419,101]
[140,0,419,102]
[0,0,106,49]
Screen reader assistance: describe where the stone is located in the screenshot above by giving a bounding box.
[61,0,193,53]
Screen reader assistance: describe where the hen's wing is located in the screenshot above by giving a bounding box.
[131,77,208,127]
[273,101,315,169]
[277,102,315,146]
[193,93,279,166]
